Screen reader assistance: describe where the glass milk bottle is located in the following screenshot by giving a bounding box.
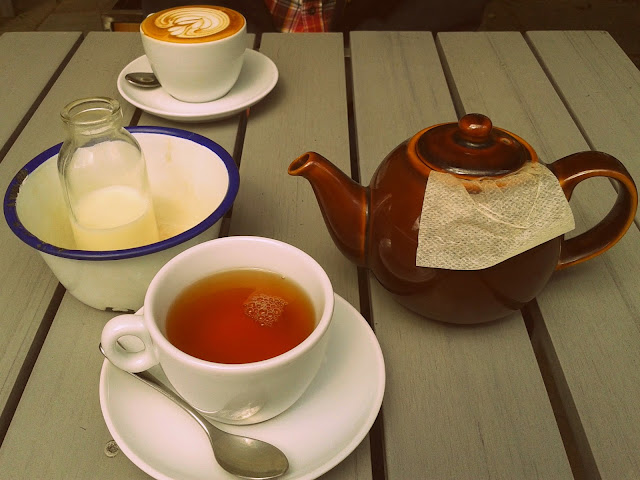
[58,97,160,251]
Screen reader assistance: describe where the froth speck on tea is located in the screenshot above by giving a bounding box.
[141,5,245,43]
[165,268,315,364]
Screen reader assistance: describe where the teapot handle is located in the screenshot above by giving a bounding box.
[547,151,638,270]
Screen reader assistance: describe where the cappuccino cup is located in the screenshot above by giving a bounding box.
[140,5,247,103]
[101,236,334,425]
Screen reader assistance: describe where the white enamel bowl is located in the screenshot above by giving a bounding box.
[3,126,239,312]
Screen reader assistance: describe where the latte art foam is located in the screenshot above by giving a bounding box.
[141,5,245,43]
[155,7,230,39]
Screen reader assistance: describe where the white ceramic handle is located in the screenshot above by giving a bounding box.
[101,314,159,373]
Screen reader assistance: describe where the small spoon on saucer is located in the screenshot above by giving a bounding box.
[99,344,289,479]
[125,72,161,88]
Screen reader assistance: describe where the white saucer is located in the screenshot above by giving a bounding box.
[117,49,278,122]
[99,294,385,480]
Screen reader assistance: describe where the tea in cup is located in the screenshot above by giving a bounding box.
[140,5,247,102]
[101,236,334,424]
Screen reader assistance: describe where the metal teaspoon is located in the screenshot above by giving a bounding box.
[99,344,289,479]
[125,72,161,88]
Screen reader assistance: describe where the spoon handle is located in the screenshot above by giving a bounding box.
[133,368,221,441]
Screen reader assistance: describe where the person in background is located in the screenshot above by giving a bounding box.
[141,0,489,34]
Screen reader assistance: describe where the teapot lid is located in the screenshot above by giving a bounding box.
[415,113,533,177]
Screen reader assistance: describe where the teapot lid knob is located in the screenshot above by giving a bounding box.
[458,113,492,143]
[415,113,534,177]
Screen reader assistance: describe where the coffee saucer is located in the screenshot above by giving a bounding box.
[117,49,278,122]
[99,294,385,480]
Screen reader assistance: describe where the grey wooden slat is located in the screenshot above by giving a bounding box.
[527,30,640,216]
[0,32,80,157]
[0,32,150,478]
[0,296,146,478]
[523,30,640,479]
[350,31,573,479]
[349,31,458,176]
[230,33,369,479]
[230,33,358,307]
[0,32,140,436]
[438,30,640,479]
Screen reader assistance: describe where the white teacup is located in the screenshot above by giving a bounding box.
[140,5,247,103]
[101,236,334,425]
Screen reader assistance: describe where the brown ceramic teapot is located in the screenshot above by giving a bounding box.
[288,113,638,324]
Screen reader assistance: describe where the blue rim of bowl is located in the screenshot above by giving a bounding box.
[3,126,240,261]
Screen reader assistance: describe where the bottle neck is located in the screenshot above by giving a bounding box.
[61,97,123,137]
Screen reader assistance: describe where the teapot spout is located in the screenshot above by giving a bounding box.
[288,152,368,267]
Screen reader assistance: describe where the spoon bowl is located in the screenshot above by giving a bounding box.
[99,344,289,479]
[125,72,161,88]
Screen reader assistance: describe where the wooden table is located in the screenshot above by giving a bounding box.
[0,30,639,480]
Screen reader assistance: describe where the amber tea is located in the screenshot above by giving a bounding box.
[166,269,316,364]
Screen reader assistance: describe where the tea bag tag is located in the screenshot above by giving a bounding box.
[416,162,575,270]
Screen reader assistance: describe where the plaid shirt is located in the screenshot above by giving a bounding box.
[263,0,337,32]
